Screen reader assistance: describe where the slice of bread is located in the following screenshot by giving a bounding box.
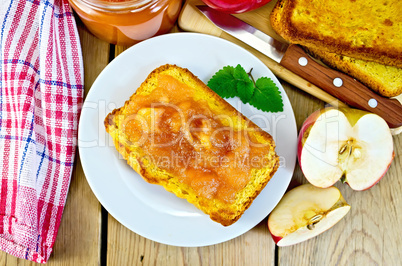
[104,64,279,226]
[270,0,402,68]
[306,47,402,98]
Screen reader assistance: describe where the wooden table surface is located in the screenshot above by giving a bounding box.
[1,1,401,265]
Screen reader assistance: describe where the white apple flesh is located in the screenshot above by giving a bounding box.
[268,184,350,246]
[298,108,394,191]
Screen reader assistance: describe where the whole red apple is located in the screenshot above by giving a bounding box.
[200,0,272,13]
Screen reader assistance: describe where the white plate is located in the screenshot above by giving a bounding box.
[78,33,297,247]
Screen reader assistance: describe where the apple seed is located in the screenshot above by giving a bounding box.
[307,214,323,230]
[339,144,347,155]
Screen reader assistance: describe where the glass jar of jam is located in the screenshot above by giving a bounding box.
[69,0,183,46]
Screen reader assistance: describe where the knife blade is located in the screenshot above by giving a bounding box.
[197,5,402,129]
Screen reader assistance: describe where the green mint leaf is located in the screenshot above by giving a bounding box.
[249,77,284,112]
[237,81,254,104]
[233,64,254,103]
[233,64,250,82]
[207,66,237,98]
[207,65,284,113]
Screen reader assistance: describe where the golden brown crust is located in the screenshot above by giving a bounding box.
[270,0,402,68]
[104,64,279,226]
[306,47,402,98]
[270,0,287,40]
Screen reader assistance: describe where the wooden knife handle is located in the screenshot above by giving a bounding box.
[280,44,402,128]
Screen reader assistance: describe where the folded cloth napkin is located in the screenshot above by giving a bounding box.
[0,0,83,263]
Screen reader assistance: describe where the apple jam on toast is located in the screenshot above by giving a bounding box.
[104,64,279,226]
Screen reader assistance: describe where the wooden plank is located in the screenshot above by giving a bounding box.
[279,134,402,265]
[107,215,276,266]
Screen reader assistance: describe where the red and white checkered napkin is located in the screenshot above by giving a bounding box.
[0,0,83,263]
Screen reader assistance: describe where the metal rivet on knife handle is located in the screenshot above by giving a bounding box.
[333,78,343,87]
[279,44,402,128]
[298,57,308,66]
[368,99,378,108]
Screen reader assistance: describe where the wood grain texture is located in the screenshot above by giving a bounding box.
[263,1,402,262]
[278,83,402,265]
[279,136,402,265]
[278,44,402,266]
[107,215,275,266]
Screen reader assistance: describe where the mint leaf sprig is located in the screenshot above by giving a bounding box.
[207,64,284,113]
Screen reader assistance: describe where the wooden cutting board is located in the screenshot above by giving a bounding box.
[178,0,347,107]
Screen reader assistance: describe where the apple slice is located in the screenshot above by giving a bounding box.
[268,184,350,246]
[298,107,394,191]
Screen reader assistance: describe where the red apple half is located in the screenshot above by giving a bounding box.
[268,184,350,246]
[298,107,394,191]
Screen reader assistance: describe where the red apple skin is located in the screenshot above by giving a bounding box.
[297,108,326,175]
[267,222,283,244]
[200,0,272,13]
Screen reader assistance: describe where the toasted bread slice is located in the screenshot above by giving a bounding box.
[104,64,279,226]
[306,47,402,98]
[270,0,402,68]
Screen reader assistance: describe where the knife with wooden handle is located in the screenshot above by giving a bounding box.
[197,5,402,128]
